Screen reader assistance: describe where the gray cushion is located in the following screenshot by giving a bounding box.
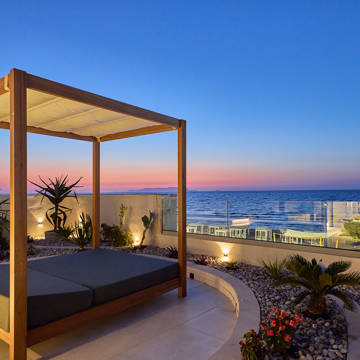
[0,265,93,331]
[28,249,179,305]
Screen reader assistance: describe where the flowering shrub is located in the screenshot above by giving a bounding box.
[239,329,265,360]
[261,308,303,355]
[240,308,303,358]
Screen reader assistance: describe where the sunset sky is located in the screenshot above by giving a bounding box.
[0,1,359,193]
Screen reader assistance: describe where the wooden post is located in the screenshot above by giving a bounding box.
[9,69,28,360]
[178,120,186,297]
[92,140,100,248]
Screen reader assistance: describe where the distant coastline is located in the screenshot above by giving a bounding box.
[0,188,360,196]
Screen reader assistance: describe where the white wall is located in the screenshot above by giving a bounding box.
[158,231,360,272]
[0,194,162,240]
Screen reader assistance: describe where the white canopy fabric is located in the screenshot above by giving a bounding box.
[0,89,172,139]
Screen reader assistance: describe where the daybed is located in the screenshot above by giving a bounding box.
[0,249,179,332]
[0,68,187,360]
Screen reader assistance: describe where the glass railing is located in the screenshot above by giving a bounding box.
[162,191,360,251]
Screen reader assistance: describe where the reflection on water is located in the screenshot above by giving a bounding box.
[162,190,360,251]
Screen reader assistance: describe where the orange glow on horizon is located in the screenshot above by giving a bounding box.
[0,163,359,193]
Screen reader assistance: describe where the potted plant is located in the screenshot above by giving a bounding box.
[29,175,82,241]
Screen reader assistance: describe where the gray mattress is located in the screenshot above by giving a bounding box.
[28,249,179,305]
[0,265,92,331]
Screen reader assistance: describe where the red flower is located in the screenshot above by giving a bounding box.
[267,330,274,336]
[284,334,292,342]
[271,320,277,327]
[250,329,255,333]
[240,343,244,348]
[289,320,296,328]
[279,326,285,331]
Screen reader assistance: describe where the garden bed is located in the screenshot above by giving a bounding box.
[127,245,359,360]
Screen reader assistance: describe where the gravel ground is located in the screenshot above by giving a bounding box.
[0,245,79,262]
[127,245,356,360]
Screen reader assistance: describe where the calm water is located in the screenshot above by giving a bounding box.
[187,190,360,231]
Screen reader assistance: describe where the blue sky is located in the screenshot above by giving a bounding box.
[0,1,359,191]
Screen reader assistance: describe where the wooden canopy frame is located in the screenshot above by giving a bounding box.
[0,68,187,359]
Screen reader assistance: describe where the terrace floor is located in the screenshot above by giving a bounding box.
[0,279,236,360]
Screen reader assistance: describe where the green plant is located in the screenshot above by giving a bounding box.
[261,258,287,281]
[101,223,113,241]
[276,255,360,317]
[101,223,133,247]
[193,255,208,265]
[119,203,128,230]
[139,211,154,246]
[27,236,36,256]
[29,175,82,231]
[0,198,9,219]
[344,219,360,239]
[0,199,9,250]
[224,261,239,270]
[72,212,92,250]
[165,246,178,258]
[240,329,266,360]
[58,225,74,240]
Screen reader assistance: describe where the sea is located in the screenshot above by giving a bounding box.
[186,190,360,232]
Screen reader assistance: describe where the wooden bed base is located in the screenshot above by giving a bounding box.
[0,278,180,348]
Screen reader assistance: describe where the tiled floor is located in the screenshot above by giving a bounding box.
[0,279,237,360]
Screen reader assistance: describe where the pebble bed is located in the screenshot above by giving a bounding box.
[127,245,358,360]
[1,242,357,359]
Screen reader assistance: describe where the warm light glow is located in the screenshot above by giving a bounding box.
[38,218,44,225]
[221,247,230,262]
[222,254,229,262]
[134,235,141,246]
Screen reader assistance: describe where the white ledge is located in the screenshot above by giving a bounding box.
[187,264,260,360]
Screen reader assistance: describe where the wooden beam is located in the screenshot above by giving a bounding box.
[92,141,100,248]
[0,74,9,95]
[100,124,176,142]
[9,68,27,360]
[27,278,179,346]
[26,73,180,128]
[177,120,187,298]
[0,121,95,142]
[0,328,10,344]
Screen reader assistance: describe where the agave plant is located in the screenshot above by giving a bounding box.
[29,175,82,231]
[276,254,360,317]
[139,211,154,247]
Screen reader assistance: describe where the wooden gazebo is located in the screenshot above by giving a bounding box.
[0,68,186,359]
